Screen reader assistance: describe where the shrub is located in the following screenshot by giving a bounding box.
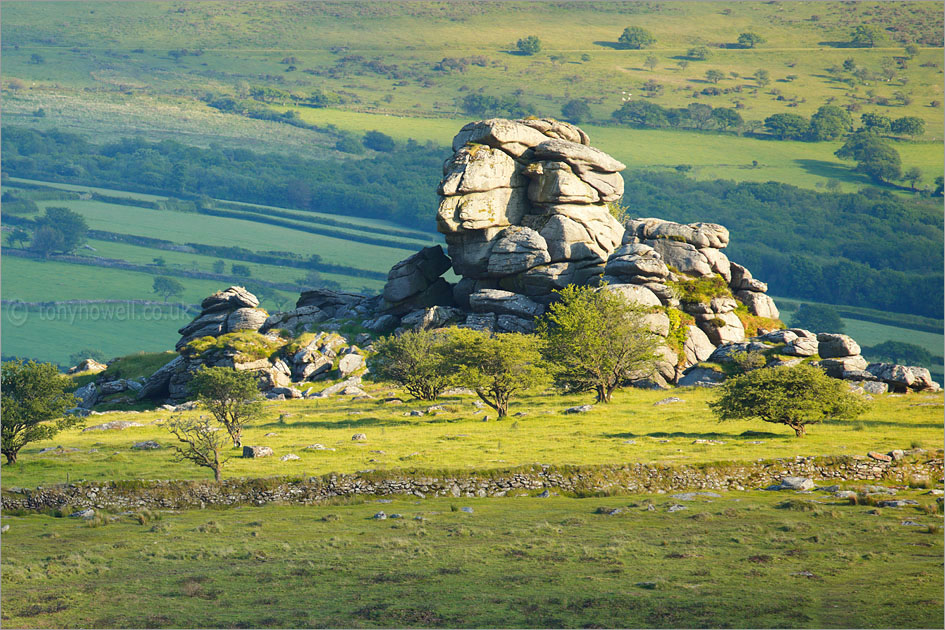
[188,366,263,448]
[710,364,868,437]
[516,36,541,56]
[618,26,656,50]
[538,284,660,402]
[1,360,80,464]
[372,329,455,401]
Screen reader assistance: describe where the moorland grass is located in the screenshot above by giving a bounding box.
[1,385,941,488]
[0,491,941,628]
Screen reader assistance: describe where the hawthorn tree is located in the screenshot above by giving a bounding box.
[537,284,660,403]
[516,35,542,55]
[709,364,868,437]
[737,32,766,48]
[166,415,230,482]
[618,26,656,49]
[446,328,548,418]
[152,276,184,302]
[189,366,263,448]
[1,360,79,464]
[372,329,454,401]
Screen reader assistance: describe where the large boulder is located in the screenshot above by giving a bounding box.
[201,286,259,313]
[451,118,551,157]
[736,291,780,320]
[439,144,526,195]
[383,246,452,304]
[486,226,551,277]
[682,325,715,366]
[647,240,713,277]
[602,284,662,308]
[816,333,861,358]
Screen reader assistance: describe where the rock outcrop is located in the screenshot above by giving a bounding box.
[175,286,267,350]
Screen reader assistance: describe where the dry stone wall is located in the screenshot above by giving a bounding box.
[4,451,940,512]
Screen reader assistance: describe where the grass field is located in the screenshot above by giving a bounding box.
[2,1,941,194]
[2,384,941,489]
[2,490,942,629]
[277,107,944,193]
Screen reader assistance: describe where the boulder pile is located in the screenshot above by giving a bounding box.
[108,118,940,404]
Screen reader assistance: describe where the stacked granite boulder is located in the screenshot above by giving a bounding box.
[175,286,268,350]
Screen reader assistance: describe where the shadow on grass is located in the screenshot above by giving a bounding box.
[846,419,944,429]
[593,41,626,50]
[259,416,415,431]
[603,430,783,440]
[794,158,860,182]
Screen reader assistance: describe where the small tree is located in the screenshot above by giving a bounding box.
[808,104,853,141]
[859,112,891,134]
[362,130,396,152]
[904,44,919,59]
[561,99,591,123]
[850,25,884,48]
[644,55,659,71]
[754,68,770,87]
[737,32,766,48]
[537,285,660,403]
[1,360,80,464]
[890,116,925,137]
[8,227,30,248]
[618,26,656,50]
[34,207,88,253]
[189,366,263,448]
[152,276,184,302]
[231,263,252,278]
[835,132,902,183]
[764,113,810,140]
[446,328,548,418]
[705,69,724,84]
[687,46,711,61]
[212,259,226,274]
[711,107,743,131]
[30,225,66,258]
[166,415,230,482]
[516,35,542,56]
[903,166,923,191]
[372,329,454,401]
[710,364,868,437]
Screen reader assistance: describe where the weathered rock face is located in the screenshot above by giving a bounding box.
[434,118,627,330]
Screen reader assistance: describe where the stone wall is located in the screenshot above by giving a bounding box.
[4,451,940,512]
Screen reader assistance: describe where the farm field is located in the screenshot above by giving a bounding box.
[2,490,942,629]
[277,106,944,193]
[2,385,941,488]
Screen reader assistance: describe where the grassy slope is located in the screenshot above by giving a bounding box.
[2,491,942,629]
[2,1,941,191]
[2,386,941,488]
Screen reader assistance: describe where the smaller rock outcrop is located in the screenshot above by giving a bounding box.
[175,286,267,350]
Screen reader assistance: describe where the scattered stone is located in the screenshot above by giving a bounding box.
[82,421,144,432]
[70,508,96,519]
[654,397,684,406]
[667,504,687,513]
[0,524,9,533]
[868,451,892,462]
[877,499,919,508]
[372,512,387,520]
[242,446,274,458]
[351,433,367,441]
[775,477,816,491]
[407,410,424,417]
[537,490,551,498]
[280,454,300,462]
[389,514,403,519]
[131,441,161,450]
[671,492,722,501]
[460,507,474,513]
[563,404,594,414]
[900,520,924,527]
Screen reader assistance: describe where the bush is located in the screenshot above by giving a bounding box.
[516,35,542,56]
[1,360,80,464]
[362,130,396,152]
[188,366,263,448]
[709,364,868,437]
[445,328,548,418]
[618,26,656,49]
[372,329,455,401]
[538,285,660,402]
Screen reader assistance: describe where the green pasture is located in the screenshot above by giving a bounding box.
[278,107,944,193]
[1,490,942,628]
[26,198,414,271]
[80,240,382,293]
[2,1,941,195]
[2,384,941,489]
